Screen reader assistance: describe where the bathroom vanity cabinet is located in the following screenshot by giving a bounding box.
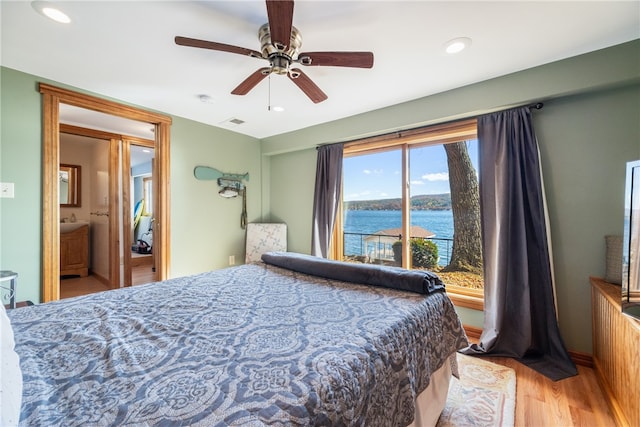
[60,224,89,277]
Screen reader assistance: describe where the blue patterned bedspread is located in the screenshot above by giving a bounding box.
[9,262,468,426]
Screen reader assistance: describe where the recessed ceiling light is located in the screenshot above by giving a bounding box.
[444,37,472,54]
[270,106,285,112]
[31,1,71,24]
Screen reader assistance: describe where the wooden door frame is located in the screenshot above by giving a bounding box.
[122,137,156,287]
[59,124,121,289]
[40,83,171,302]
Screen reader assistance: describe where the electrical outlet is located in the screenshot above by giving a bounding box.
[229,255,235,266]
[0,182,15,198]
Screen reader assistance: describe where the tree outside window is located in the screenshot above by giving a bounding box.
[338,119,483,302]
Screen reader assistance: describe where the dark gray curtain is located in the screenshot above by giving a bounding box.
[464,107,577,381]
[311,144,343,258]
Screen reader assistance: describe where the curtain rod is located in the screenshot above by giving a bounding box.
[317,101,544,149]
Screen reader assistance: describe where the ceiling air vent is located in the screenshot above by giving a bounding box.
[221,117,245,126]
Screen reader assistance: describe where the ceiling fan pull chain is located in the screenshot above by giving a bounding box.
[268,74,272,111]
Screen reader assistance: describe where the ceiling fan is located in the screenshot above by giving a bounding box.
[175,0,374,104]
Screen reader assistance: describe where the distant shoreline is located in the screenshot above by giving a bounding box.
[344,193,452,211]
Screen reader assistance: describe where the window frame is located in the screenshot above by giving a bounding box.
[332,118,483,310]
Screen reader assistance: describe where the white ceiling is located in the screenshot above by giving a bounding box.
[2,1,639,139]
[59,103,155,139]
[59,108,154,166]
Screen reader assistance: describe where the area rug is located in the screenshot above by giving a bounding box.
[436,354,516,427]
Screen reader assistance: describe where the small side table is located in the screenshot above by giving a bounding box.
[0,270,17,309]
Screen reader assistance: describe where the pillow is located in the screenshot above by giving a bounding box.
[261,251,445,295]
[0,303,22,426]
[605,235,623,285]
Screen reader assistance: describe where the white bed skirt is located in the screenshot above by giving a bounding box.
[407,356,452,427]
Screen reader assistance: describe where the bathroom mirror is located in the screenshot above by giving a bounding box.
[60,164,81,207]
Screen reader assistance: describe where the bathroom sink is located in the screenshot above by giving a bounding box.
[60,220,89,233]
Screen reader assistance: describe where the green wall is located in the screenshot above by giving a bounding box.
[264,40,640,354]
[536,87,640,348]
[170,117,262,277]
[0,68,42,304]
[0,67,262,303]
[2,40,639,355]
[268,148,317,253]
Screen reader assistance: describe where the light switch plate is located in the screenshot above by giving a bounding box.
[0,182,14,198]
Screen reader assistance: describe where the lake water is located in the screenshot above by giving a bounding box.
[343,210,454,265]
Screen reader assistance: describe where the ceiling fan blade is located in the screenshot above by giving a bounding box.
[266,0,294,50]
[175,36,262,58]
[288,68,328,104]
[231,68,272,95]
[298,51,374,68]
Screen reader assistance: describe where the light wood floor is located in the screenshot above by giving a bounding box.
[60,263,156,299]
[484,356,616,426]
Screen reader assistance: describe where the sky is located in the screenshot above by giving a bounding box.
[343,140,478,201]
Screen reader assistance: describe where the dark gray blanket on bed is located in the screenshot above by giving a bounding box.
[9,261,467,427]
[262,251,445,295]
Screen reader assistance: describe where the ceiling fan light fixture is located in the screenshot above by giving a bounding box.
[175,0,373,104]
[31,1,71,24]
[444,37,472,54]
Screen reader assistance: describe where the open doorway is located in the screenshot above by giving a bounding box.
[58,128,111,298]
[40,83,171,302]
[56,125,160,299]
[123,140,157,287]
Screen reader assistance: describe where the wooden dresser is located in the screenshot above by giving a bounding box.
[60,224,89,277]
[591,277,640,427]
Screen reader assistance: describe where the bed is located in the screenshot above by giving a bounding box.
[4,252,468,426]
